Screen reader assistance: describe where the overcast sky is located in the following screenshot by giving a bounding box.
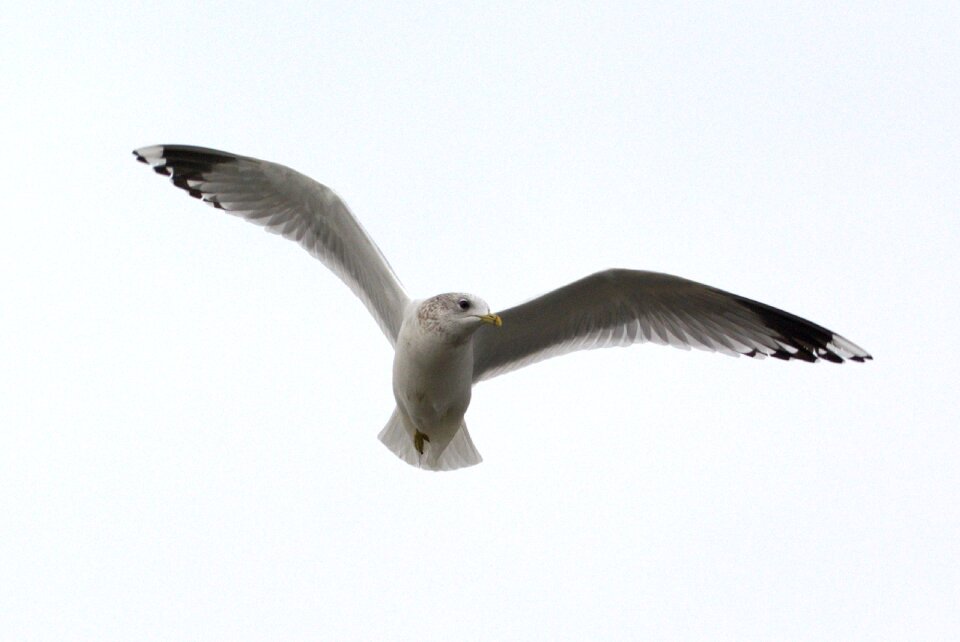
[2,2,958,640]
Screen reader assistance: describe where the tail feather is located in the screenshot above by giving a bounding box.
[377,408,483,471]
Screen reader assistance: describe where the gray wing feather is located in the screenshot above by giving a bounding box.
[134,145,409,344]
[472,269,871,381]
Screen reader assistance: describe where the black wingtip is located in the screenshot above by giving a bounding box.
[135,145,243,207]
[172,175,202,199]
[726,291,872,364]
[817,349,844,364]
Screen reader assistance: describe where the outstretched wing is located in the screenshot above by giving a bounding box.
[473,269,871,381]
[134,145,409,344]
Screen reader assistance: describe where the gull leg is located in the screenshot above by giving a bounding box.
[414,430,430,455]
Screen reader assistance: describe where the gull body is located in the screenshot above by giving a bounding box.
[387,294,499,469]
[134,144,872,471]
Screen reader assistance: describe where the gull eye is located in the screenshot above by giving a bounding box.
[458,298,470,310]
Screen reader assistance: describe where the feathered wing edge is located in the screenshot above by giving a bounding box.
[133,144,409,345]
[473,269,872,381]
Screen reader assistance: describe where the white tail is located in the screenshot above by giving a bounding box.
[377,408,483,471]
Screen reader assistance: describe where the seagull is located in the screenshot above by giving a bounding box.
[134,145,872,471]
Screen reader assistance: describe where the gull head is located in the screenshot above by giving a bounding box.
[416,293,502,342]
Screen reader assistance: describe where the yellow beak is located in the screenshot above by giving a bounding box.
[478,313,503,328]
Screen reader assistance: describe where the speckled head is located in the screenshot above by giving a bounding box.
[416,293,501,340]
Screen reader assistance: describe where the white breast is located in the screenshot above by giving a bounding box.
[391,307,475,441]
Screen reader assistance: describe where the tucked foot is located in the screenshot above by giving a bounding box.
[414,430,430,455]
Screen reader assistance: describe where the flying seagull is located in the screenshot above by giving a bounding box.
[134,145,871,471]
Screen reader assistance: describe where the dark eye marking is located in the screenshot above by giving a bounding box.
[458,298,470,310]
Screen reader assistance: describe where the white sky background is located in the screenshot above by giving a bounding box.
[2,2,958,639]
